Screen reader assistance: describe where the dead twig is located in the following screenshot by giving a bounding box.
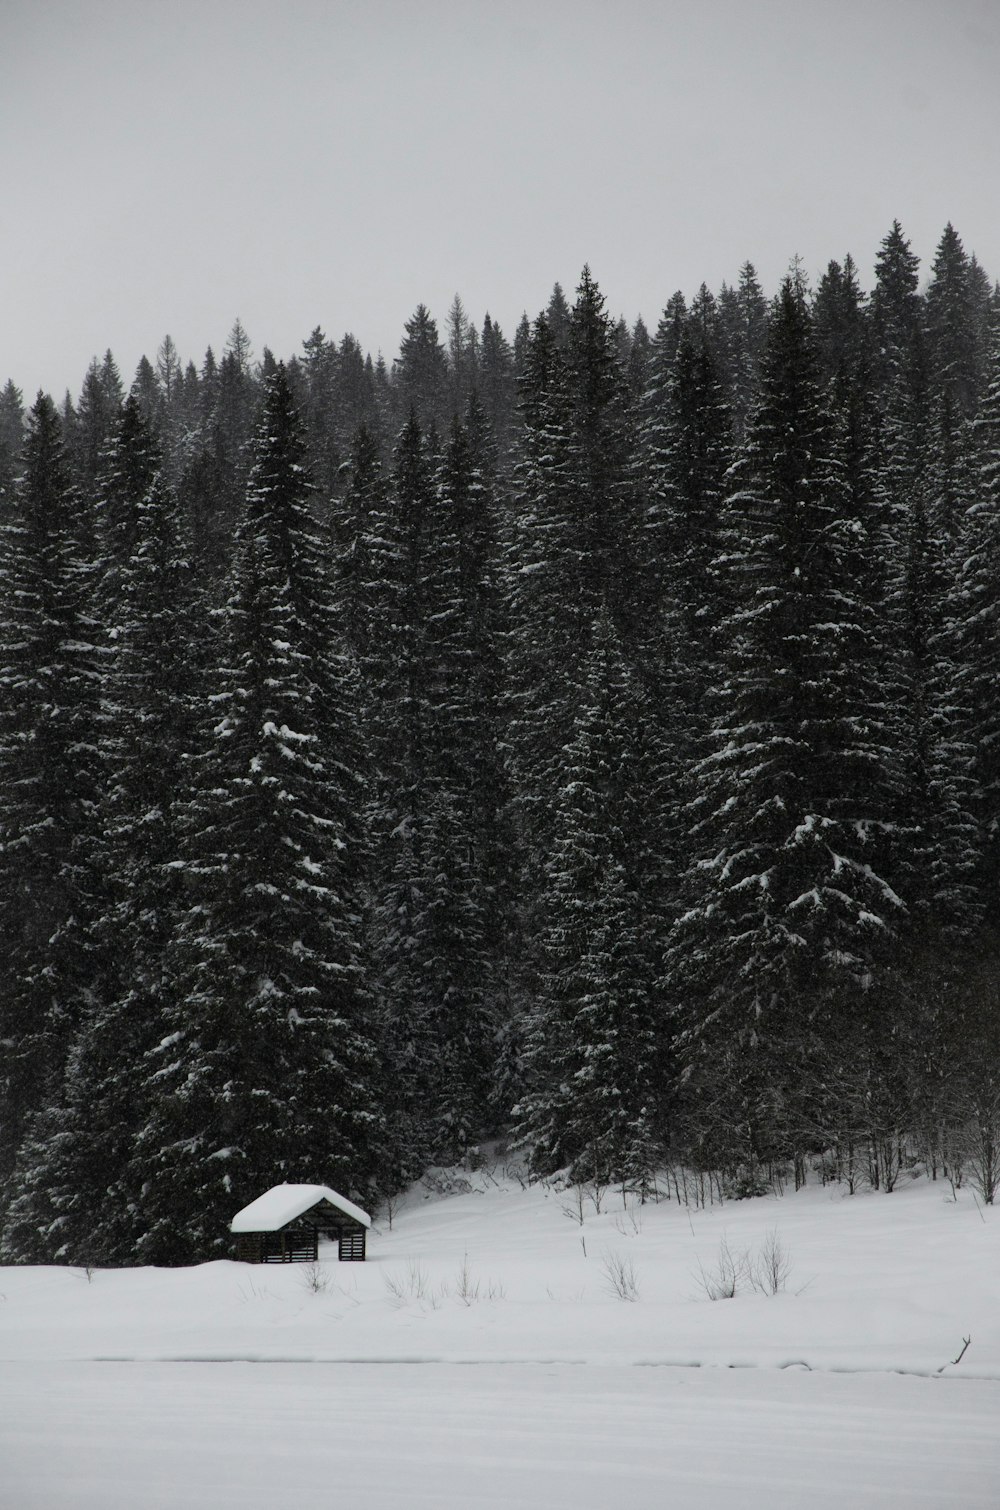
[938,1334,972,1372]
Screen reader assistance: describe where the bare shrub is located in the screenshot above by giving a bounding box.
[561,1185,587,1225]
[559,1177,610,1220]
[383,1259,431,1308]
[300,1262,331,1295]
[696,1231,794,1299]
[455,1252,480,1306]
[613,1201,642,1238]
[601,1249,640,1302]
[693,1235,749,1300]
[748,1228,792,1295]
[236,1278,272,1304]
[588,1178,608,1215]
[963,1104,1000,1206]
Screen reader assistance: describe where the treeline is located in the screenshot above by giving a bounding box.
[1,219,1000,1267]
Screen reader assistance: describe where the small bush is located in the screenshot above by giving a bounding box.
[721,1165,773,1200]
[601,1250,640,1302]
[301,1262,331,1294]
[748,1228,792,1295]
[694,1235,747,1300]
[384,1260,432,1307]
[695,1231,792,1300]
[455,1252,480,1305]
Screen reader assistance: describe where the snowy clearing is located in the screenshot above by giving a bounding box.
[2,1171,999,1507]
[3,1361,997,1510]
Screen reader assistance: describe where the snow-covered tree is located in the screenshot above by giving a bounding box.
[0,395,102,1225]
[128,367,383,1263]
[516,619,667,1184]
[664,278,904,1177]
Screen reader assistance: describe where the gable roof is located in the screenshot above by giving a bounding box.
[230,1183,371,1233]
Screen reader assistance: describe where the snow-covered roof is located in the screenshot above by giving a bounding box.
[230,1183,371,1233]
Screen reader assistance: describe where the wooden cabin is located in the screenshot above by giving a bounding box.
[230,1183,371,1263]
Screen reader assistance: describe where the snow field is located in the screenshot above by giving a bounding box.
[1,1170,999,1506]
[2,1361,998,1510]
[2,1170,996,1373]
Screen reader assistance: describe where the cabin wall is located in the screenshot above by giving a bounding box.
[236,1217,367,1263]
[338,1227,366,1262]
[237,1227,318,1264]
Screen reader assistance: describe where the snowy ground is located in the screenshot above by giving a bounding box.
[2,1169,999,1507]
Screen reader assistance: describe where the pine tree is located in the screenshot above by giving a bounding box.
[446,294,478,416]
[72,352,123,503]
[717,262,767,437]
[955,316,1000,916]
[337,333,380,449]
[0,395,102,1228]
[505,270,639,958]
[299,326,341,506]
[131,355,161,428]
[567,268,637,634]
[925,223,983,419]
[358,403,506,1163]
[394,305,449,430]
[504,313,580,885]
[640,318,732,697]
[346,415,425,1165]
[174,332,259,586]
[664,279,903,1178]
[128,367,383,1263]
[340,422,388,662]
[813,255,867,389]
[634,315,734,945]
[0,380,24,504]
[871,220,922,401]
[93,396,162,623]
[545,282,571,350]
[1,464,204,1264]
[420,407,506,1150]
[885,374,981,937]
[478,314,517,467]
[516,620,666,1183]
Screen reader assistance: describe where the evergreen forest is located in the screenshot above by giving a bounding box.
[2,219,1000,1266]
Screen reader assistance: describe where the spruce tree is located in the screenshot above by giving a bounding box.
[360,405,506,1163]
[299,326,341,506]
[640,319,732,697]
[925,223,983,419]
[2,464,204,1264]
[505,273,641,1080]
[478,314,517,468]
[663,279,903,1179]
[393,305,450,430]
[0,380,24,504]
[956,316,1000,916]
[0,395,102,1227]
[420,407,506,1150]
[871,220,922,401]
[128,367,382,1263]
[516,620,665,1184]
[507,269,637,809]
[717,262,768,438]
[71,352,124,503]
[503,313,581,904]
[94,396,161,624]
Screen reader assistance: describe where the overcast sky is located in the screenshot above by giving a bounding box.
[3,0,1000,402]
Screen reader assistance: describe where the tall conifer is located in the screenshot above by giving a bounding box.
[129,368,382,1262]
[0,396,102,1225]
[664,280,903,1177]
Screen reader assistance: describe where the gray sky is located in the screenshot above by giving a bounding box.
[3,0,1000,402]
